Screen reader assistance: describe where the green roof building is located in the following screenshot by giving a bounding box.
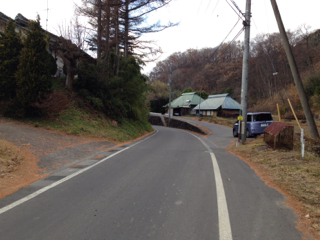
[193,93,241,117]
[165,92,204,116]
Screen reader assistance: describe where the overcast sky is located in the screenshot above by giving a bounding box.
[2,0,320,74]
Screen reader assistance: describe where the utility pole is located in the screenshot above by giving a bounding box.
[198,86,202,116]
[168,65,172,126]
[270,0,319,138]
[240,0,251,142]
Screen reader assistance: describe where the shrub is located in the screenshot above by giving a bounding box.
[15,17,53,116]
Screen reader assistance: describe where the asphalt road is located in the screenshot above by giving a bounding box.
[0,122,305,239]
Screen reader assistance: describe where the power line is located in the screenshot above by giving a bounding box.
[197,0,204,15]
[205,0,212,14]
[192,19,244,82]
[211,0,220,15]
[225,0,244,20]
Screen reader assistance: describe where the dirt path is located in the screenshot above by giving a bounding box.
[0,118,115,198]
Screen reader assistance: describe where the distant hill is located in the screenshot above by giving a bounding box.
[149,29,320,118]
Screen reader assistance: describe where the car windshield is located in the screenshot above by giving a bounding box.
[252,113,273,121]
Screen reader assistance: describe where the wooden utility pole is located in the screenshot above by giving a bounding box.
[240,0,251,142]
[270,0,319,138]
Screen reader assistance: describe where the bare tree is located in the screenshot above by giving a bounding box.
[51,37,83,89]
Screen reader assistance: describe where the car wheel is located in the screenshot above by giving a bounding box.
[233,129,238,137]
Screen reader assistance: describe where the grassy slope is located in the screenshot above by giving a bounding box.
[29,102,153,142]
[0,90,153,197]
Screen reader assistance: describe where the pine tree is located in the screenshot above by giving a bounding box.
[0,20,22,100]
[15,17,53,114]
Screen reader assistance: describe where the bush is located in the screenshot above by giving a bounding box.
[76,55,148,122]
[15,17,53,116]
[304,73,320,98]
[0,20,22,100]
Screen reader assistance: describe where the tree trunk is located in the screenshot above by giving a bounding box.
[64,59,73,90]
[115,2,120,76]
[124,0,129,59]
[104,0,110,65]
[97,0,102,60]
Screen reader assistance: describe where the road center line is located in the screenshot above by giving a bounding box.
[188,132,233,240]
[0,130,158,215]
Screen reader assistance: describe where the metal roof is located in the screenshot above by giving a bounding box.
[165,92,204,108]
[264,122,293,135]
[193,94,241,110]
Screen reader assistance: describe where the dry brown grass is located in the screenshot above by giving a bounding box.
[197,115,235,127]
[0,139,44,198]
[0,139,23,175]
[197,115,320,238]
[228,135,320,239]
[227,126,320,239]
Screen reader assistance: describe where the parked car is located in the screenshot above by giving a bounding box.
[233,112,273,137]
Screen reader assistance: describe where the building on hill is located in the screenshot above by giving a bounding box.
[193,93,240,117]
[164,92,204,116]
[0,12,95,78]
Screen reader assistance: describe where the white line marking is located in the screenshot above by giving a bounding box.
[210,152,233,240]
[0,130,158,215]
[188,132,233,240]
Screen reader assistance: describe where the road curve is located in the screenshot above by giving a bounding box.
[0,124,304,239]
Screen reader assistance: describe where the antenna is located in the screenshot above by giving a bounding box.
[46,0,49,30]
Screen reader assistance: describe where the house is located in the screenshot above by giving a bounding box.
[0,12,94,78]
[193,93,241,117]
[0,12,65,76]
[165,92,204,116]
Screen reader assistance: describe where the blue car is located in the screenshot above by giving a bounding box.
[233,112,273,137]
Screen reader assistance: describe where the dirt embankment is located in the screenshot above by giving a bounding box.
[0,118,115,199]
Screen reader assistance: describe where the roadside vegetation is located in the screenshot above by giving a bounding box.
[0,11,155,184]
[0,139,23,176]
[196,114,320,239]
[27,101,153,142]
[1,2,320,238]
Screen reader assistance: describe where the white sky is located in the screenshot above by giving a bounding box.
[2,0,320,74]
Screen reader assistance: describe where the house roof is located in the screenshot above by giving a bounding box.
[0,12,95,64]
[165,92,204,108]
[193,93,241,110]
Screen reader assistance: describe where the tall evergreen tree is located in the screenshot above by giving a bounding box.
[15,17,53,114]
[0,20,22,100]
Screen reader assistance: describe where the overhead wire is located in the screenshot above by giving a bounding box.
[176,0,246,82]
[205,0,212,14]
[225,0,244,20]
[213,16,242,56]
[203,0,244,67]
[192,16,244,81]
[211,0,220,15]
[206,0,245,60]
[197,0,204,15]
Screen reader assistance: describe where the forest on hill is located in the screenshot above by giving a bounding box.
[148,26,320,118]
[0,0,175,124]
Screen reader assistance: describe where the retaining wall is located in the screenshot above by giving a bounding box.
[148,113,207,135]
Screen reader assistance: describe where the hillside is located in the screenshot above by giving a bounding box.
[149,29,320,119]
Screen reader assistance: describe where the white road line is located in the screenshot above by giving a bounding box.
[0,130,158,215]
[188,132,233,240]
[210,152,233,240]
